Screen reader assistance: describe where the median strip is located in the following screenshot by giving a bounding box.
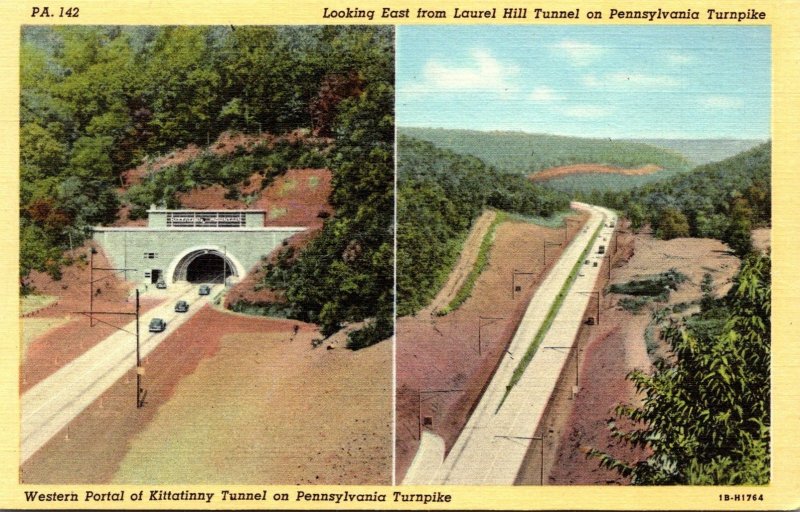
[496,217,604,412]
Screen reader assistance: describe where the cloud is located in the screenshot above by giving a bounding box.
[581,74,603,88]
[667,52,694,65]
[608,72,680,88]
[529,86,565,103]
[552,40,605,66]
[402,49,519,95]
[565,105,612,118]
[699,95,744,108]
[581,72,679,90]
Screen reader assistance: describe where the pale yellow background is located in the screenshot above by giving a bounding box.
[0,0,797,509]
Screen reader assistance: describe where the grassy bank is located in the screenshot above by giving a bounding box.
[437,211,506,316]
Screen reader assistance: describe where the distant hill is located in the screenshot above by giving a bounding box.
[624,139,765,166]
[595,142,771,255]
[400,127,691,177]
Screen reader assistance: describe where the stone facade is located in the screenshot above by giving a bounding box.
[93,210,304,285]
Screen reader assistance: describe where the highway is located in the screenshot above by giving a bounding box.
[21,282,222,464]
[403,203,617,484]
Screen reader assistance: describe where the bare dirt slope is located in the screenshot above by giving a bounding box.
[395,211,587,481]
[21,244,164,391]
[547,229,740,485]
[752,227,770,253]
[529,163,662,183]
[21,305,391,484]
[429,210,496,313]
[177,168,332,228]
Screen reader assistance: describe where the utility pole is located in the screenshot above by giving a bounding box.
[88,246,136,327]
[496,434,545,485]
[73,298,144,408]
[543,240,562,265]
[578,291,601,325]
[477,316,505,356]
[511,270,534,299]
[544,345,581,387]
[417,389,464,441]
[78,253,142,408]
[564,217,581,243]
[135,289,144,408]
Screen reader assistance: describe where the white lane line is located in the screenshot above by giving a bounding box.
[21,284,219,463]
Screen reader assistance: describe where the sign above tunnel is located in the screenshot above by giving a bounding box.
[167,211,245,227]
[146,209,266,229]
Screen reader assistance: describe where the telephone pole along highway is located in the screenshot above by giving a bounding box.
[21,283,222,464]
[404,203,617,484]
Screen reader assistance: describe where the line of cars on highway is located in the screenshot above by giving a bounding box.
[148,284,213,333]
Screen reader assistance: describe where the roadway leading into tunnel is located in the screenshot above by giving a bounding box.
[21,283,223,464]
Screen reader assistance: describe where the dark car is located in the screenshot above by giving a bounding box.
[174,300,189,313]
[148,318,167,332]
[198,284,211,295]
[155,279,167,289]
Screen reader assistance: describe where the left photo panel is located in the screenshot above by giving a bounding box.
[19,25,394,485]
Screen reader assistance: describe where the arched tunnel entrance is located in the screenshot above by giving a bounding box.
[172,249,237,284]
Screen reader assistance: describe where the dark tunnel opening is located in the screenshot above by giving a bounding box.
[185,253,234,283]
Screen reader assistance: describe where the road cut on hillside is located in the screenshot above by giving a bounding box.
[403,203,616,484]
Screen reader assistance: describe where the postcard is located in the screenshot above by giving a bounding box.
[0,0,797,510]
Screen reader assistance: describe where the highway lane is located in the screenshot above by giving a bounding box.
[403,203,616,484]
[21,282,222,464]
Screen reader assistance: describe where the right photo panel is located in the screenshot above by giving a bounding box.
[395,25,771,486]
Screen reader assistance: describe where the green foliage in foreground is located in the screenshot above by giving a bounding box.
[437,211,506,316]
[590,254,771,485]
[397,136,570,316]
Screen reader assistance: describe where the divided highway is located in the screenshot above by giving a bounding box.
[21,283,222,464]
[404,203,617,484]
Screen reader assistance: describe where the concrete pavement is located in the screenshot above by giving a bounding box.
[21,282,222,464]
[403,203,617,484]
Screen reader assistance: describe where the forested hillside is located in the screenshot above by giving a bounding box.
[20,25,394,348]
[400,127,691,178]
[397,136,569,315]
[624,138,764,166]
[585,142,771,256]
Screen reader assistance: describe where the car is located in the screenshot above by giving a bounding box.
[148,318,167,332]
[174,300,189,313]
[155,279,167,289]
[198,284,211,295]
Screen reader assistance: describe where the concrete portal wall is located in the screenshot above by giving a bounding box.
[93,227,303,283]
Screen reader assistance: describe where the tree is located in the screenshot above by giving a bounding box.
[724,197,753,256]
[626,202,646,232]
[590,254,771,485]
[700,272,715,312]
[20,122,67,180]
[67,135,115,180]
[655,207,690,240]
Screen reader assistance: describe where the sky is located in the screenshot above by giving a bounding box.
[396,26,771,139]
